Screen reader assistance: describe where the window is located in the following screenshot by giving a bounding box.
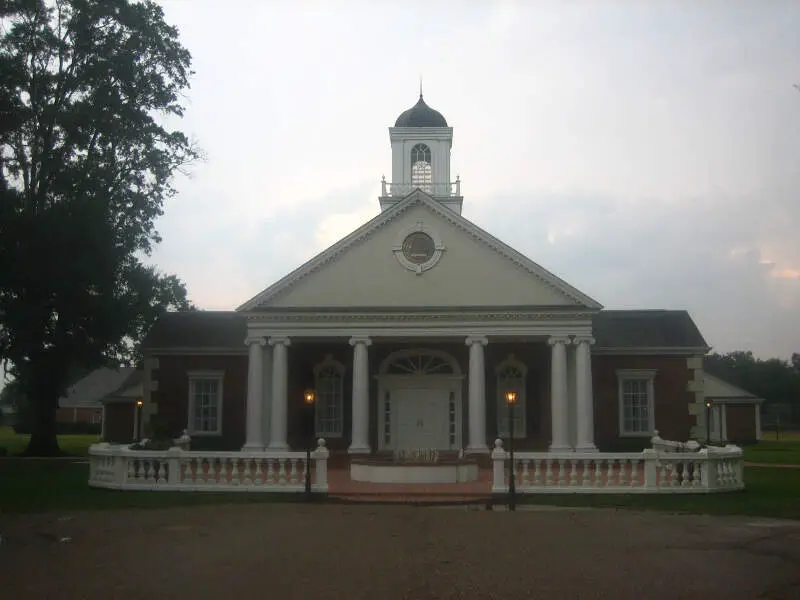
[410,143,432,192]
[188,372,224,435]
[617,369,656,436]
[384,350,456,375]
[496,355,527,438]
[92,412,102,424]
[314,355,345,437]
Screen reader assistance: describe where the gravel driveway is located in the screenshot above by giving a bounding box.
[1,504,799,600]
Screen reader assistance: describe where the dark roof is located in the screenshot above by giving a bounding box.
[141,309,707,352]
[59,367,138,408]
[141,311,247,349]
[394,94,448,128]
[592,310,708,349]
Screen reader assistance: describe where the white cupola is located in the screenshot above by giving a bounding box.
[379,92,462,214]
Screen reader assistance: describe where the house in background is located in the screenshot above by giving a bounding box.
[703,373,764,443]
[100,369,145,443]
[58,367,143,439]
[105,94,763,457]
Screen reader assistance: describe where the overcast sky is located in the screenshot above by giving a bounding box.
[150,0,800,361]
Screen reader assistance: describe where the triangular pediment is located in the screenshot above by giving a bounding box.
[238,191,602,312]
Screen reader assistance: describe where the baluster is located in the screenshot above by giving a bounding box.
[230,458,240,486]
[266,459,275,485]
[670,462,679,486]
[534,460,542,486]
[581,459,591,487]
[619,459,628,486]
[692,460,701,487]
[558,459,568,486]
[594,459,603,487]
[606,459,615,487]
[254,459,263,485]
[127,458,136,481]
[521,460,530,487]
[242,458,252,485]
[681,461,691,487]
[630,459,639,486]
[219,458,229,484]
[569,460,578,486]
[545,459,554,486]
[290,459,299,484]
[157,461,166,484]
[279,458,287,484]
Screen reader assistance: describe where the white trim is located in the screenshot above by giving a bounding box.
[150,348,247,356]
[594,347,710,356]
[392,220,446,275]
[495,354,527,439]
[313,354,345,438]
[236,190,603,311]
[187,370,225,437]
[617,369,657,437]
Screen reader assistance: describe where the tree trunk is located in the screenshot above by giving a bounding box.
[23,389,62,456]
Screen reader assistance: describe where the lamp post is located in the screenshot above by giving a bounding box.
[705,399,712,444]
[303,389,316,501]
[135,399,143,441]
[505,390,518,511]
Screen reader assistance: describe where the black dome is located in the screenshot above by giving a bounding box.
[394,94,448,127]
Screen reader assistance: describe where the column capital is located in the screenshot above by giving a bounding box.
[572,335,595,346]
[547,335,572,346]
[349,336,372,347]
[465,336,488,347]
[245,336,267,347]
[268,337,291,348]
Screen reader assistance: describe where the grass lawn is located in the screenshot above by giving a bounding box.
[0,426,98,457]
[742,440,800,465]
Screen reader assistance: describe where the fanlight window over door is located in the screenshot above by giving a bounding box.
[410,143,432,193]
[385,350,456,376]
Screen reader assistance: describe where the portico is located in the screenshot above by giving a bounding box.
[240,325,600,455]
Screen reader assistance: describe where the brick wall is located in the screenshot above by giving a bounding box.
[592,355,694,450]
[726,404,757,443]
[56,406,102,424]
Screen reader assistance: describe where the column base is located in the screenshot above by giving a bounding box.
[241,443,265,452]
[348,445,371,455]
[548,443,574,453]
[574,443,598,453]
[464,445,490,455]
[267,442,289,451]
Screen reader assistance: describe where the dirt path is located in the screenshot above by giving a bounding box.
[1,504,799,600]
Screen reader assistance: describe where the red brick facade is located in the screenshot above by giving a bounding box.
[56,406,103,424]
[140,343,702,452]
[725,404,758,443]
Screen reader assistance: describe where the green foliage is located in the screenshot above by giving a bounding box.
[0,1,200,455]
[704,351,800,425]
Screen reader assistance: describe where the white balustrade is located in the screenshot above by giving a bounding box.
[490,438,744,494]
[88,439,330,493]
[382,182,461,197]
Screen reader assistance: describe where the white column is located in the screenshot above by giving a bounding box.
[261,344,273,447]
[574,335,598,452]
[548,335,571,451]
[267,337,290,450]
[349,336,372,454]
[465,336,488,453]
[243,336,266,451]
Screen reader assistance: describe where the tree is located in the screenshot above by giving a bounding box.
[705,350,800,425]
[0,0,200,455]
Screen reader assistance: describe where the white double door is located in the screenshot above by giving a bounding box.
[393,388,450,450]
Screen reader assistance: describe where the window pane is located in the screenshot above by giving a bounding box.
[622,378,650,433]
[191,378,220,433]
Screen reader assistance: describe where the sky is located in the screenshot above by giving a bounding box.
[149,0,800,362]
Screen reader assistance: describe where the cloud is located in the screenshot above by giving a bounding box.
[147,0,800,361]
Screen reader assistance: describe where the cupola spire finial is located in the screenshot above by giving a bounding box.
[419,74,423,99]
